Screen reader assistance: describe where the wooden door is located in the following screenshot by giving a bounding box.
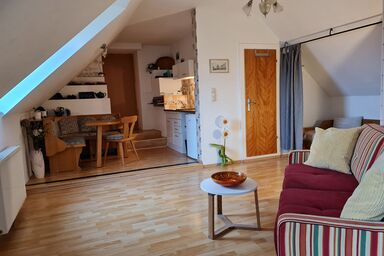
[245,49,277,157]
[103,54,138,117]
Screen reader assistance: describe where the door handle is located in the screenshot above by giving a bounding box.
[247,98,256,112]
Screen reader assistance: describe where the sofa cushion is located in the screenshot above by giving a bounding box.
[284,164,358,192]
[341,152,384,221]
[305,127,362,174]
[59,118,79,135]
[278,188,352,218]
[351,124,384,182]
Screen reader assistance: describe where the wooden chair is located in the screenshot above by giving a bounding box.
[104,115,139,165]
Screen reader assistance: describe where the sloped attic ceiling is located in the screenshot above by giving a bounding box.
[0,0,142,115]
[262,0,382,97]
[114,10,193,45]
[302,24,381,96]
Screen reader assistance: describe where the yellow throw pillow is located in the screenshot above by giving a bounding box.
[341,152,384,221]
[304,127,362,174]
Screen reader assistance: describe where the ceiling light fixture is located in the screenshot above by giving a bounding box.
[243,0,283,17]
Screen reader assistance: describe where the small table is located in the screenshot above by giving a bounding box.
[200,178,261,240]
[85,119,121,167]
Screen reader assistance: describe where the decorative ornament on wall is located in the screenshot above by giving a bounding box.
[242,0,283,17]
[209,59,229,73]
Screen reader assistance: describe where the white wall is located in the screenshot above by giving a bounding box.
[170,33,196,62]
[331,96,381,119]
[135,45,172,132]
[196,0,279,165]
[0,114,29,183]
[302,67,332,127]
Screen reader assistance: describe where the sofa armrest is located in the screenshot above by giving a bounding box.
[288,150,310,165]
[277,213,384,256]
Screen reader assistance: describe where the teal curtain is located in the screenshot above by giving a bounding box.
[280,44,303,150]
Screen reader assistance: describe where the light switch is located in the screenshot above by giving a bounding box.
[211,88,216,102]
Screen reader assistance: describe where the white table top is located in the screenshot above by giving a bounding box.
[200,178,257,196]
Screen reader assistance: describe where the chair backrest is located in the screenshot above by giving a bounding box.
[120,115,137,139]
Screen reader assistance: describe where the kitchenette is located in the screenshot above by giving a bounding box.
[151,60,198,159]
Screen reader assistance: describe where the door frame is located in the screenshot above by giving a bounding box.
[238,43,281,160]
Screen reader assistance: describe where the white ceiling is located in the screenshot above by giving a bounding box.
[114,10,193,45]
[127,0,200,25]
[262,0,382,42]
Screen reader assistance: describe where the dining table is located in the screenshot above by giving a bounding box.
[85,119,121,167]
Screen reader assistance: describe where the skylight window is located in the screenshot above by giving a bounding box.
[0,0,128,117]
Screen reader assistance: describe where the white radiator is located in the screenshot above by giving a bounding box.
[0,145,26,234]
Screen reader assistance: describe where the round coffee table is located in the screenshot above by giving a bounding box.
[200,177,261,240]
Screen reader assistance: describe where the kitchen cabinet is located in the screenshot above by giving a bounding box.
[172,60,194,79]
[152,78,182,96]
[166,112,186,153]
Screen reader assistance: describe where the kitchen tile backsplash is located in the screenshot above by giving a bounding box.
[164,78,195,110]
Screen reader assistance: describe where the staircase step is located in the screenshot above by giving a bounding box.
[134,137,167,149]
[134,129,162,140]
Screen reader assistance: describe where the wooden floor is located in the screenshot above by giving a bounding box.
[1,156,287,256]
[28,148,197,185]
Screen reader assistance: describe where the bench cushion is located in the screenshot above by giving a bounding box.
[62,137,86,146]
[78,117,97,132]
[59,118,79,135]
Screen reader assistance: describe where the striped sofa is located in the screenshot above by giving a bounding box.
[276,124,384,256]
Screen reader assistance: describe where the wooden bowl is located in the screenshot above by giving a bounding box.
[211,171,247,187]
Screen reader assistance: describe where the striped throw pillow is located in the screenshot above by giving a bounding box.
[351,124,384,182]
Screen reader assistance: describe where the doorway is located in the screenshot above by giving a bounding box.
[244,49,277,157]
[103,54,138,117]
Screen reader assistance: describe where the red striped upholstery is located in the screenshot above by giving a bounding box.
[277,213,384,256]
[288,150,310,165]
[351,124,384,182]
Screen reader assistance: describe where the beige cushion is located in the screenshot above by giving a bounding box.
[341,152,384,221]
[304,127,362,174]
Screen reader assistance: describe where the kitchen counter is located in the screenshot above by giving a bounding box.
[164,109,196,113]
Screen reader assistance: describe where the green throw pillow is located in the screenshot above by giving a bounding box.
[341,152,384,221]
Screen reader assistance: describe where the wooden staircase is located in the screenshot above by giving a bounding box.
[133,130,167,150]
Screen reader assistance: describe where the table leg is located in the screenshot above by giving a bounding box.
[208,193,215,239]
[217,195,222,215]
[254,190,261,229]
[96,125,103,168]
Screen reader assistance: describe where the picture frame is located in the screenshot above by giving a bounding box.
[209,59,229,73]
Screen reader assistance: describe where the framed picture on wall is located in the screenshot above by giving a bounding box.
[209,59,229,73]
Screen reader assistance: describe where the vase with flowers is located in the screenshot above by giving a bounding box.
[210,116,233,166]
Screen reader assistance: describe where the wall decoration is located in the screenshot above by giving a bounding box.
[209,59,229,73]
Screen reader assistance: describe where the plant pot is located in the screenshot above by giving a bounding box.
[30,149,45,179]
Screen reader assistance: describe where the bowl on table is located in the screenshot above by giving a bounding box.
[211,171,247,187]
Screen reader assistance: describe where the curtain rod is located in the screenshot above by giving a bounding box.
[282,14,382,48]
[299,21,382,46]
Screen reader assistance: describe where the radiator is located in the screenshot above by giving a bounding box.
[0,145,26,234]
